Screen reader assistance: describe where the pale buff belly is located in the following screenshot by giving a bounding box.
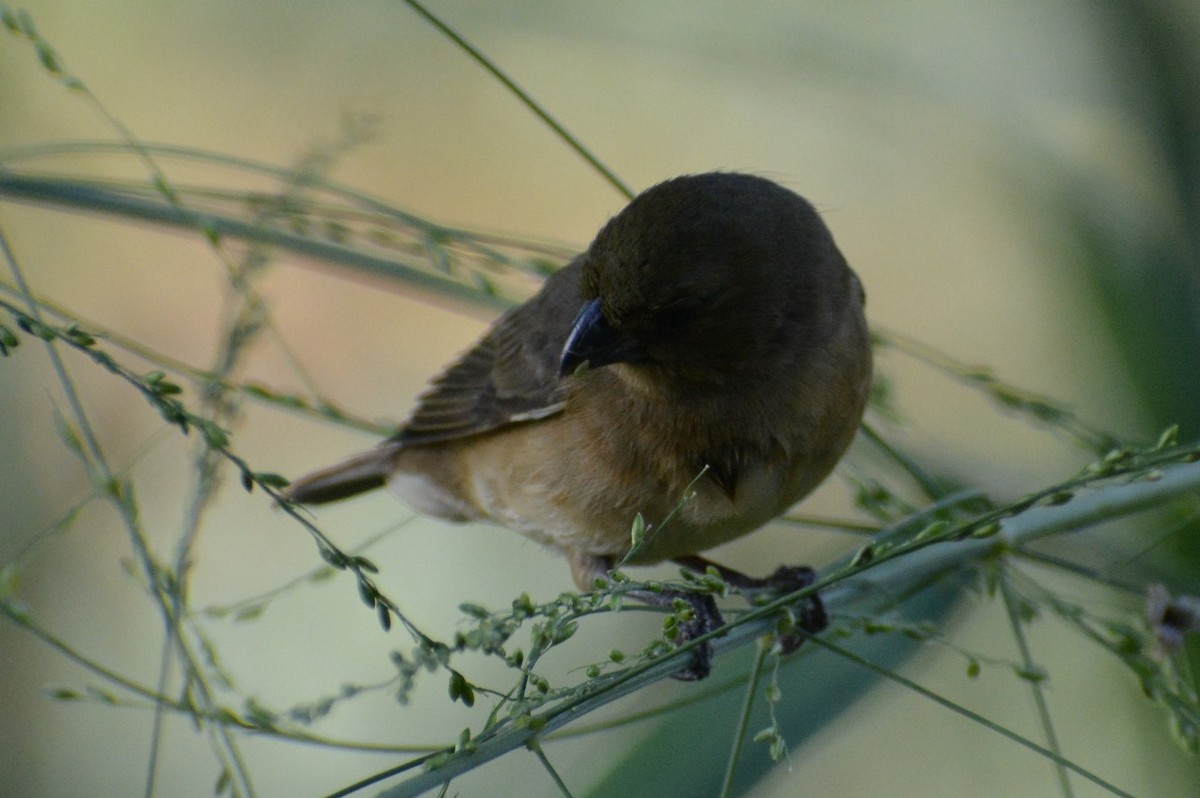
[388,410,848,565]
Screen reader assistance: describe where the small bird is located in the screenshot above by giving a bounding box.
[286,172,872,679]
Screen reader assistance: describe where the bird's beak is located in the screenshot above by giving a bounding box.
[559,298,642,378]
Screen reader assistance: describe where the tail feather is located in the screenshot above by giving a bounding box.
[284,447,397,505]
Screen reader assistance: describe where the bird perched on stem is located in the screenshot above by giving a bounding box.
[286,172,872,679]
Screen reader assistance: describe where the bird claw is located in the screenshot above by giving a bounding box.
[668,592,722,681]
[761,565,826,655]
[627,559,827,679]
[673,556,828,658]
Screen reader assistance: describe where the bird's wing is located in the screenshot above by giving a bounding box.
[393,258,585,447]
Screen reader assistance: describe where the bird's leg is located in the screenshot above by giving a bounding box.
[570,551,722,681]
[673,555,827,655]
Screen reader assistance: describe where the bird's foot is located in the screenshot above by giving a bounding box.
[571,551,724,681]
[630,588,723,681]
[674,556,827,655]
[755,565,826,654]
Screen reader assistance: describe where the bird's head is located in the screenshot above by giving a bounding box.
[560,172,855,388]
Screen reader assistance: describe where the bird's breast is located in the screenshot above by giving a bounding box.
[411,332,869,566]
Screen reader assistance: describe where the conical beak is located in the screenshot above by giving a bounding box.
[559,298,642,377]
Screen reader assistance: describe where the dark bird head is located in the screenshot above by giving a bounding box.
[559,173,858,387]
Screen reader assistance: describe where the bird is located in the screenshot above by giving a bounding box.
[285,172,873,679]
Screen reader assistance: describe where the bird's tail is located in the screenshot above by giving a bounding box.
[283,446,398,505]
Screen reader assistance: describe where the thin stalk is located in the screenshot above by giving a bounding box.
[719,640,771,798]
[399,0,633,201]
[860,420,944,500]
[0,223,257,798]
[369,457,1200,797]
[529,739,576,798]
[998,570,1075,798]
[810,636,1132,798]
[0,174,514,311]
[0,273,389,434]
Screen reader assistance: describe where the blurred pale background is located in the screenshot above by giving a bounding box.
[1,2,1197,796]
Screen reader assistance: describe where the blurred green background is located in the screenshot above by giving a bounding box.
[1,1,1198,796]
